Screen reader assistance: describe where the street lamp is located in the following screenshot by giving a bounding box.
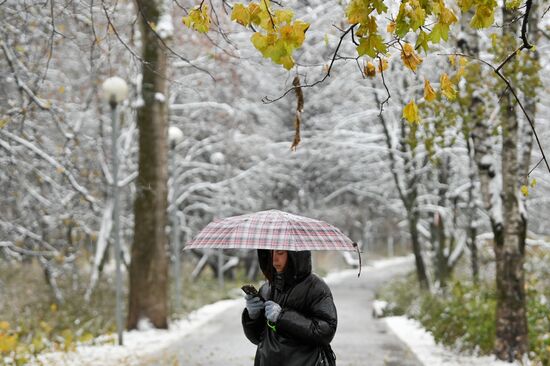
[210,152,226,289]
[102,76,128,346]
[168,126,184,312]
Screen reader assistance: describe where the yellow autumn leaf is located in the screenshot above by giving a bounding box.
[471,5,494,29]
[403,100,420,124]
[378,58,389,72]
[0,321,9,331]
[0,333,17,353]
[58,86,65,94]
[440,7,458,25]
[401,43,423,72]
[364,62,376,78]
[279,55,295,70]
[387,21,396,33]
[440,73,456,100]
[520,185,529,197]
[0,119,7,129]
[530,178,537,187]
[231,3,251,26]
[274,9,294,24]
[51,303,58,313]
[248,3,262,25]
[424,79,437,101]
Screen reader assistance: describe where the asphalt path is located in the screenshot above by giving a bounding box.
[149,259,423,366]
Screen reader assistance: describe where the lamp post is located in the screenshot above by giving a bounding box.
[210,152,226,289]
[168,126,184,312]
[102,76,128,346]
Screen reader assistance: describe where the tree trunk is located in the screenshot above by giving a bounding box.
[127,0,170,329]
[493,7,531,360]
[466,138,479,284]
[408,209,429,289]
[495,85,528,361]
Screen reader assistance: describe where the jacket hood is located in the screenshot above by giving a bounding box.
[257,249,312,285]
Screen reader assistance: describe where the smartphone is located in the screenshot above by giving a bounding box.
[241,284,263,300]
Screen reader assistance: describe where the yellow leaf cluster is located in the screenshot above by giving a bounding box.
[231,2,309,70]
[520,185,529,197]
[401,43,423,71]
[0,333,18,354]
[182,4,211,33]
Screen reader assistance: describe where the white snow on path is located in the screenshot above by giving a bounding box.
[385,316,519,366]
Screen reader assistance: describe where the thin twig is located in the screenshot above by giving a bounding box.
[527,157,543,176]
[262,24,357,104]
[262,0,276,30]
[351,26,359,46]
[40,0,56,83]
[377,56,391,114]
[101,0,146,64]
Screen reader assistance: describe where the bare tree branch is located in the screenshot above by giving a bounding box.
[262,24,357,104]
[1,41,51,110]
[0,129,100,210]
[448,52,550,175]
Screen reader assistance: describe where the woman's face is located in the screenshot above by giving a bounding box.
[272,250,288,273]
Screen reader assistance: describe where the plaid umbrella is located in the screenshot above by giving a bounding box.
[185,209,357,252]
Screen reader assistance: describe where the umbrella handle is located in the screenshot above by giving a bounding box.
[267,320,277,332]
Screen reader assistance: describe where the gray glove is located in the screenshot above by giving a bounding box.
[264,300,282,323]
[245,294,264,319]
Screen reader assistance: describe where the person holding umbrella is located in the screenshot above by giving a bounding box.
[186,210,359,366]
[242,249,337,366]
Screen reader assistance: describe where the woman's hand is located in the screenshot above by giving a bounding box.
[245,294,264,319]
[264,300,282,322]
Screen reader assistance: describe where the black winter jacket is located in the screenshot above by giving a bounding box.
[242,250,337,366]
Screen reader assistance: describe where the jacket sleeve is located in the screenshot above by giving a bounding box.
[276,278,337,346]
[242,308,266,345]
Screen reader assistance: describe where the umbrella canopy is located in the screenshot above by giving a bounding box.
[185,209,357,252]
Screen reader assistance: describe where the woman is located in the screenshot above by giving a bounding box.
[242,249,337,366]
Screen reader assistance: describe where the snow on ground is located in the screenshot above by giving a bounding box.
[34,255,511,366]
[33,299,242,366]
[385,316,518,366]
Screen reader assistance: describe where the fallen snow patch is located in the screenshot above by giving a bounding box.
[385,316,518,366]
[33,299,242,366]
